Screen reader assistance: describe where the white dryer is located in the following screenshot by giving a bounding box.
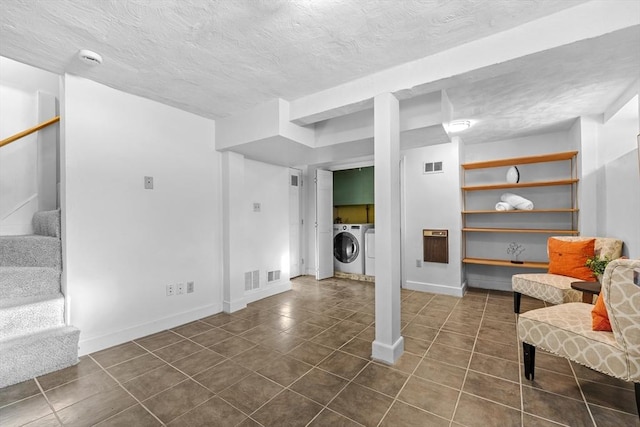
[333,224,373,274]
[365,228,375,276]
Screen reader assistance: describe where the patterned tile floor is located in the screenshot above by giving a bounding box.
[1,276,638,426]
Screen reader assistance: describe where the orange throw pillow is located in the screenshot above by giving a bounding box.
[592,294,612,331]
[547,238,596,281]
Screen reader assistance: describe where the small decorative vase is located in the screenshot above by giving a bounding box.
[506,166,520,184]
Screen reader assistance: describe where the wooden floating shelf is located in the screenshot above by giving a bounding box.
[462,209,578,214]
[463,228,579,234]
[463,258,549,269]
[461,151,578,170]
[462,179,578,191]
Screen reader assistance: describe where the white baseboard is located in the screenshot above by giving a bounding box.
[244,281,292,304]
[223,299,247,313]
[465,276,512,291]
[404,280,466,297]
[224,281,292,314]
[372,336,405,364]
[78,303,222,356]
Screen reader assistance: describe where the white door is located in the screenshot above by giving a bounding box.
[315,169,333,280]
[289,169,302,278]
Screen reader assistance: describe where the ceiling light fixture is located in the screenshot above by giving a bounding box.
[447,120,472,133]
[78,49,103,66]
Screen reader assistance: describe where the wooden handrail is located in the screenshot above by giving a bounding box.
[0,116,60,148]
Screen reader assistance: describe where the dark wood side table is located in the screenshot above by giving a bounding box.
[571,281,601,304]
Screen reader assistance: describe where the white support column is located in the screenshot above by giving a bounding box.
[372,93,404,364]
[222,151,247,313]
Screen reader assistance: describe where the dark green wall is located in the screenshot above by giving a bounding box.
[333,167,374,205]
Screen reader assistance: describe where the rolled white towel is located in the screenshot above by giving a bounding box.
[495,202,514,211]
[501,193,534,210]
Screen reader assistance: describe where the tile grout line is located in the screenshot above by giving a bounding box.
[226,317,372,425]
[33,376,64,426]
[377,293,467,426]
[86,353,167,426]
[374,294,440,427]
[447,290,490,427]
[100,327,287,426]
[301,354,373,426]
[10,280,635,426]
[292,309,376,426]
[568,359,598,426]
[289,287,375,425]
[194,290,373,426]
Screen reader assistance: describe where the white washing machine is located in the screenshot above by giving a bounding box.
[333,224,373,274]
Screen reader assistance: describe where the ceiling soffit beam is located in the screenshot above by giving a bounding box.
[288,0,640,126]
[216,98,314,151]
[603,79,639,123]
[314,90,452,148]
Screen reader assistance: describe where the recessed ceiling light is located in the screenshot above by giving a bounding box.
[447,120,473,133]
[78,49,103,66]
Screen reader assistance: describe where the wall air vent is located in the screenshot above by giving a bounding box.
[245,270,260,291]
[252,270,259,289]
[423,161,444,174]
[291,175,299,186]
[244,272,252,291]
[267,270,281,282]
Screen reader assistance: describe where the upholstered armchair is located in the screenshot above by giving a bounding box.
[517,258,640,418]
[512,236,623,313]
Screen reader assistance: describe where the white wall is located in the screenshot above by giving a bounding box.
[62,75,222,355]
[402,139,463,296]
[0,57,60,235]
[463,131,574,290]
[604,150,640,258]
[600,95,640,257]
[599,95,638,165]
[221,153,292,312]
[243,159,291,301]
[571,116,601,236]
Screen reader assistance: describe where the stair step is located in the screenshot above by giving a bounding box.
[0,267,61,299]
[32,209,61,238]
[0,235,61,268]
[0,294,65,340]
[0,326,80,388]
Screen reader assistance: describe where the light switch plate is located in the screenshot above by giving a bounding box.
[144,176,154,189]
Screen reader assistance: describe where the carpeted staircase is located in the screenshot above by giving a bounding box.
[0,209,79,388]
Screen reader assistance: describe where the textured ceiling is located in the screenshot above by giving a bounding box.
[1,0,587,119]
[0,0,638,150]
[446,25,640,144]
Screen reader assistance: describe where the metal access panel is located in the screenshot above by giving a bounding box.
[423,229,448,264]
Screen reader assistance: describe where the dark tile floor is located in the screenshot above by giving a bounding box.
[1,276,638,426]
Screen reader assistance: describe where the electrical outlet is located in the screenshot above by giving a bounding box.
[177,283,185,295]
[166,284,174,296]
[416,259,422,268]
[187,281,194,293]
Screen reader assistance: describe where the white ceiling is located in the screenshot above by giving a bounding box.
[1,0,639,150]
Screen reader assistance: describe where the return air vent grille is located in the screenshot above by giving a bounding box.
[423,161,443,174]
[291,175,299,186]
[267,270,281,282]
[244,270,260,291]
